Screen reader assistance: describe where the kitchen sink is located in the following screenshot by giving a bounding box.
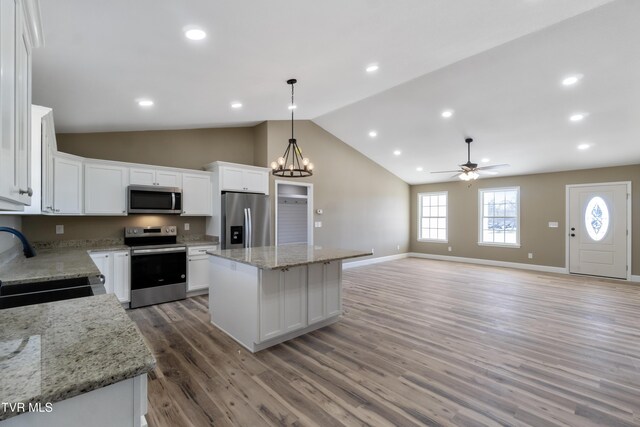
[0,275,105,309]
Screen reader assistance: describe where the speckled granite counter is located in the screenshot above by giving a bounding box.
[207,244,371,269]
[0,294,155,421]
[0,247,103,287]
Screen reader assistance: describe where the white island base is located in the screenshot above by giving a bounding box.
[209,255,344,352]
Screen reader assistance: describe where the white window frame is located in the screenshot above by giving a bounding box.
[478,187,521,248]
[417,191,448,243]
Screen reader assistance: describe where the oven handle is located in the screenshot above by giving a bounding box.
[132,247,186,255]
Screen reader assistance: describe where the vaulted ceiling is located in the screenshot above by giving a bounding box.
[33,0,638,184]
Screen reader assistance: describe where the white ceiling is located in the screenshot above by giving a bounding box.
[32,0,637,184]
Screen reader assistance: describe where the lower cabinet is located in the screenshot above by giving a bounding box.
[307,261,342,324]
[90,250,130,303]
[260,266,308,342]
[187,245,216,292]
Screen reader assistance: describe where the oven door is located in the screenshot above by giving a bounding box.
[130,247,187,308]
[128,186,182,214]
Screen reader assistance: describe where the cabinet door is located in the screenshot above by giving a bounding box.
[90,252,113,294]
[156,170,182,188]
[13,1,31,206]
[324,261,342,317]
[244,170,268,194]
[187,256,209,291]
[182,173,212,216]
[112,251,130,303]
[0,0,17,206]
[84,162,128,215]
[260,269,284,341]
[220,167,245,191]
[41,113,55,212]
[283,266,307,333]
[129,167,155,186]
[307,263,325,324]
[53,156,83,214]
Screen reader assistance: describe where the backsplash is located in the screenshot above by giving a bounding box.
[22,215,207,242]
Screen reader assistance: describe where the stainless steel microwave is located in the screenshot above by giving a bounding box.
[127,186,182,214]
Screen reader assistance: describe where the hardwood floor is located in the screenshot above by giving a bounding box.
[128,258,640,427]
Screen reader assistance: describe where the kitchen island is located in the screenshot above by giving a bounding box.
[207,244,371,352]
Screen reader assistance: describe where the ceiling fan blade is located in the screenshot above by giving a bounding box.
[477,169,499,175]
[477,164,509,170]
[431,170,463,174]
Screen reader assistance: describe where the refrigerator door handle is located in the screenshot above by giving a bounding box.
[243,208,248,248]
[247,208,253,247]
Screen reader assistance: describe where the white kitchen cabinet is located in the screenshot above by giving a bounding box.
[52,154,83,214]
[90,250,130,303]
[259,266,307,341]
[130,167,181,188]
[182,172,212,216]
[0,0,41,210]
[218,164,269,194]
[187,245,216,292]
[84,162,128,215]
[307,261,342,324]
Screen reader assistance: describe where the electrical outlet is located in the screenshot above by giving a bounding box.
[314,221,322,228]
[448,246,452,252]
[371,248,375,254]
[184,223,190,231]
[56,225,64,235]
[396,244,400,251]
[528,253,533,259]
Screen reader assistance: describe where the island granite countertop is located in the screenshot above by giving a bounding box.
[207,244,372,270]
[0,294,155,421]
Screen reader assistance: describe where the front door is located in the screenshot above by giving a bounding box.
[568,183,629,279]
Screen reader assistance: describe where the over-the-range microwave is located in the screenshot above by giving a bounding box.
[127,185,182,214]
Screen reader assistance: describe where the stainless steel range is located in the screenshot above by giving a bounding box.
[125,225,186,308]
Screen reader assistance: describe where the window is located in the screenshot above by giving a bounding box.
[418,192,447,242]
[479,187,520,246]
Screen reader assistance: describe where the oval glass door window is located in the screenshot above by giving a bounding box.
[584,196,609,241]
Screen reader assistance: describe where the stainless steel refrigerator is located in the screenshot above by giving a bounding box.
[221,192,271,249]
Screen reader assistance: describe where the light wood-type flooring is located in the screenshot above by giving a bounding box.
[128,258,640,427]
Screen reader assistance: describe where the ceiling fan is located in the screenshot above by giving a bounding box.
[431,137,509,181]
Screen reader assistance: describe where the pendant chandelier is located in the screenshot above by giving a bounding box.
[270,79,313,177]
[459,171,479,181]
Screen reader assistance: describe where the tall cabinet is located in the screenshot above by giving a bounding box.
[0,0,42,211]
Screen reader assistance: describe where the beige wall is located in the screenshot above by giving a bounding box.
[252,121,268,167]
[410,164,640,274]
[265,121,410,258]
[57,127,255,170]
[0,216,22,255]
[22,215,206,243]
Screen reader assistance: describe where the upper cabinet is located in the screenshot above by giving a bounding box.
[85,161,128,215]
[0,0,43,211]
[130,167,182,188]
[52,154,83,214]
[181,172,212,216]
[207,161,270,195]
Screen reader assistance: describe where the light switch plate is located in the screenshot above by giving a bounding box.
[548,221,559,228]
[55,225,64,235]
[184,223,190,231]
[314,221,322,228]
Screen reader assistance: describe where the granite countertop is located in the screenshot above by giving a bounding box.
[0,247,102,287]
[207,244,372,269]
[0,294,155,421]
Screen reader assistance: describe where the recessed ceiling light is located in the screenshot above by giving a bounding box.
[481,158,490,163]
[570,113,586,122]
[288,105,297,110]
[562,74,583,86]
[577,143,591,150]
[185,28,206,41]
[393,150,401,156]
[368,130,377,137]
[231,102,242,109]
[416,167,423,172]
[137,99,154,107]
[441,110,454,118]
[366,64,379,73]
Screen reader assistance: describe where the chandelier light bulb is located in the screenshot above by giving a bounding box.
[270,161,278,169]
[308,163,314,171]
[302,157,310,166]
[277,157,285,165]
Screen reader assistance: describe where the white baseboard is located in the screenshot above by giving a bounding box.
[631,275,640,283]
[408,252,567,275]
[343,253,409,269]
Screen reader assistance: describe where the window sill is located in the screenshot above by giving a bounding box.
[418,239,448,243]
[477,242,521,249]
